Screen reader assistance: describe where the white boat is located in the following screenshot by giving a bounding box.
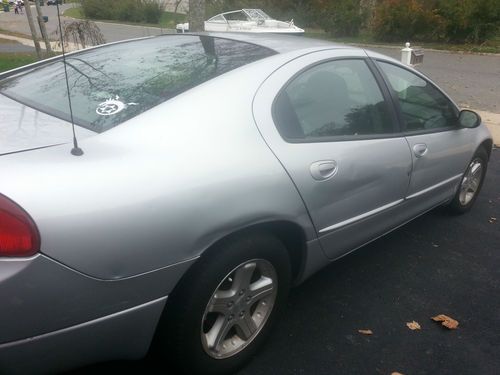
[176,9,304,34]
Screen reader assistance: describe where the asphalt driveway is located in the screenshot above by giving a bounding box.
[69,148,500,375]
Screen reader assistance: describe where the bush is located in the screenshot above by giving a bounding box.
[81,0,163,24]
[315,0,365,37]
[372,0,445,42]
[437,0,500,43]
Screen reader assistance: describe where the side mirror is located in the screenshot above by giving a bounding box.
[458,110,481,128]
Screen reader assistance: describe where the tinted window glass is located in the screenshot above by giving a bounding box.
[273,59,393,140]
[378,61,458,132]
[0,35,275,133]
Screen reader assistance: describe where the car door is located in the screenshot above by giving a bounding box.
[375,60,475,208]
[253,49,413,259]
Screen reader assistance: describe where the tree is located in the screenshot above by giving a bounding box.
[189,0,205,31]
[174,0,184,13]
[23,1,43,59]
[34,0,53,55]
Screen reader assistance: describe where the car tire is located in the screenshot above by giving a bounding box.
[448,147,488,214]
[155,231,292,375]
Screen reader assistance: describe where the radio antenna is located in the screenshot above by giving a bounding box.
[56,3,83,156]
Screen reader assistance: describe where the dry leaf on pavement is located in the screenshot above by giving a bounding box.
[391,372,405,375]
[406,321,421,330]
[431,314,459,329]
[489,217,497,224]
[358,329,373,335]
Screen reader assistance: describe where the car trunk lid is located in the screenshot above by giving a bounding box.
[0,94,95,155]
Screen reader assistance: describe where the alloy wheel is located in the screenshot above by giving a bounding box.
[201,259,278,359]
[459,158,483,206]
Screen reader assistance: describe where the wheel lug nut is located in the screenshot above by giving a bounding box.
[239,290,244,295]
[228,314,234,320]
[246,296,251,301]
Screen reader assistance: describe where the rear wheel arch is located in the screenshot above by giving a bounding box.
[154,221,303,373]
[196,221,307,285]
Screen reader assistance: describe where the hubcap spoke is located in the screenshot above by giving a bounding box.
[249,277,274,304]
[207,291,235,314]
[471,163,482,178]
[235,315,257,340]
[205,315,234,351]
[232,262,256,291]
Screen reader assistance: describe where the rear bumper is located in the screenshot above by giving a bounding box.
[0,297,166,374]
[0,254,196,373]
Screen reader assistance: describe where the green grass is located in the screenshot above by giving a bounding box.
[305,30,500,54]
[0,52,38,73]
[62,6,83,19]
[63,8,187,29]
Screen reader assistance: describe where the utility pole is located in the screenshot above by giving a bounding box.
[24,2,43,59]
[35,0,53,55]
[188,0,205,31]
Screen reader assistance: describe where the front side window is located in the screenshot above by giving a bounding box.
[377,61,458,132]
[273,59,394,141]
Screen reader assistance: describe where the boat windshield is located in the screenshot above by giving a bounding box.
[243,9,271,21]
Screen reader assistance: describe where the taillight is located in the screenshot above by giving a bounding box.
[0,194,40,257]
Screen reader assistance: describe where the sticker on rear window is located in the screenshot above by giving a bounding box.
[96,96,137,116]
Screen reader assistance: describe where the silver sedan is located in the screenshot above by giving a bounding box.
[0,33,492,374]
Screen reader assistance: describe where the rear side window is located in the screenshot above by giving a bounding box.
[0,35,275,133]
[273,59,394,141]
[377,61,458,132]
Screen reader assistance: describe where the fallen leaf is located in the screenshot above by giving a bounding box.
[391,372,405,375]
[358,329,373,335]
[432,243,439,248]
[431,314,459,329]
[489,217,497,224]
[406,321,421,330]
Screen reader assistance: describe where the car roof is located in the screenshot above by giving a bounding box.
[193,32,351,54]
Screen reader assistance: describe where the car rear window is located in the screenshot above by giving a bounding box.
[0,35,275,133]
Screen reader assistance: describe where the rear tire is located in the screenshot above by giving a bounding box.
[155,232,291,375]
[448,147,488,214]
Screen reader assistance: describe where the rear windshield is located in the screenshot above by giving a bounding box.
[0,35,275,133]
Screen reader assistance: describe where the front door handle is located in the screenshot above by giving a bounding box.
[413,143,428,158]
[310,160,338,181]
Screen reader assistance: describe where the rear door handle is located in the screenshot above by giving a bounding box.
[310,160,338,181]
[413,143,428,158]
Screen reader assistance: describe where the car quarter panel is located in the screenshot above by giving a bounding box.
[0,53,320,280]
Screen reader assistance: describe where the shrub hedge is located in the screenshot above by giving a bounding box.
[207,0,499,43]
[81,0,163,24]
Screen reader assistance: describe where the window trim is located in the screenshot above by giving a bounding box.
[372,59,461,136]
[271,57,401,144]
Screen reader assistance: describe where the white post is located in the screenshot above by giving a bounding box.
[401,42,412,66]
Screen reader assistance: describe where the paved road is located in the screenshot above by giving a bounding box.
[0,4,167,42]
[68,148,500,375]
[368,47,500,113]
